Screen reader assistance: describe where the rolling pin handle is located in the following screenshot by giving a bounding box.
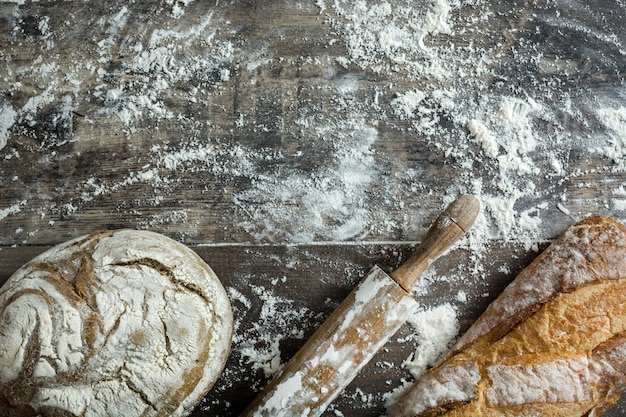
[390,194,480,292]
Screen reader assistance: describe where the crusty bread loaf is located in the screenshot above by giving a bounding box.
[0,229,233,417]
[392,216,626,417]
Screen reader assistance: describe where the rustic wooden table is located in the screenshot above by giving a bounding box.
[1,1,625,416]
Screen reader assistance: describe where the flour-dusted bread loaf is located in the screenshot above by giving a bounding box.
[392,216,626,417]
[0,229,233,417]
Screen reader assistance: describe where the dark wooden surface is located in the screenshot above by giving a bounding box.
[1,1,625,416]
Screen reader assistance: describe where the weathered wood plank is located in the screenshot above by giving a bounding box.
[1,0,624,247]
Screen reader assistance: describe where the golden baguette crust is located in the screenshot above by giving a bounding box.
[392,216,626,417]
[0,230,233,417]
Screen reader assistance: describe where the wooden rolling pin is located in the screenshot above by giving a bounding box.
[241,195,480,417]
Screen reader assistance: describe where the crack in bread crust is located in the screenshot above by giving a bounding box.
[113,257,208,301]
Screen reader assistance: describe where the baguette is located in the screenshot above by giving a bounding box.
[392,216,626,417]
[0,230,233,417]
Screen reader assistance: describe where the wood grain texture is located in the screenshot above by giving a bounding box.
[1,0,625,415]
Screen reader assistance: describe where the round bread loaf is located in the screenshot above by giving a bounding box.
[0,229,233,417]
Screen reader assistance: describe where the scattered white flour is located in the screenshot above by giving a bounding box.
[95,9,234,125]
[331,0,456,75]
[595,106,626,166]
[233,111,378,242]
[0,105,17,151]
[227,283,323,388]
[0,201,26,222]
[2,0,623,247]
[403,303,459,380]
[613,186,626,211]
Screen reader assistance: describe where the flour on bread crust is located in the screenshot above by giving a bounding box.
[0,229,233,417]
[393,216,626,417]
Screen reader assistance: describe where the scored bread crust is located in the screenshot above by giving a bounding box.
[0,229,234,417]
[392,216,626,417]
